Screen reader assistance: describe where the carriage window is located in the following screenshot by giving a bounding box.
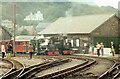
[15,42,19,45]
[15,42,18,45]
[23,42,26,45]
[15,42,23,45]
[25,42,28,45]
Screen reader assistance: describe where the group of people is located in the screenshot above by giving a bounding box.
[96,42,104,56]
[96,42,116,56]
[1,42,13,59]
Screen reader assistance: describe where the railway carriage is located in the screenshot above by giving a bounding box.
[13,35,45,53]
[12,36,35,53]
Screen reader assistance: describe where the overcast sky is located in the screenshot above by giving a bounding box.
[69,0,120,9]
[93,0,120,9]
[0,0,120,9]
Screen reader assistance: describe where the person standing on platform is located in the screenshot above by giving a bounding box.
[91,45,94,55]
[7,43,13,59]
[110,42,115,56]
[96,42,100,56]
[28,44,33,59]
[71,39,74,47]
[1,43,6,58]
[100,42,104,56]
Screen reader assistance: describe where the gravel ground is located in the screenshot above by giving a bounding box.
[12,55,61,67]
[0,68,9,77]
[12,56,45,67]
[36,59,84,77]
[82,58,114,76]
[0,60,12,77]
[9,54,119,79]
[66,55,115,79]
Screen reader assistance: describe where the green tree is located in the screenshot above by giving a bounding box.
[2,2,117,25]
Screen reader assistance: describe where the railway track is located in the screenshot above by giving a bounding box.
[82,55,120,79]
[98,63,120,79]
[1,55,119,79]
[0,58,13,77]
[0,58,13,68]
[33,55,118,79]
[1,61,49,79]
[1,59,25,79]
[66,55,118,79]
[32,57,96,79]
[1,58,71,79]
[17,59,71,79]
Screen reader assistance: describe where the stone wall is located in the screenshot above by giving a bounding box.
[91,15,119,37]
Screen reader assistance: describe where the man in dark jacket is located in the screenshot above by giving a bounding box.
[8,43,13,53]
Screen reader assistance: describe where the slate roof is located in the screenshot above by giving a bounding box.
[38,14,115,35]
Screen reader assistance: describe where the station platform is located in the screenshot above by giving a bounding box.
[0,51,119,67]
[77,47,120,59]
[74,53,120,58]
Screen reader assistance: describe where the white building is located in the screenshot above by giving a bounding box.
[34,11,44,20]
[24,13,34,20]
[24,11,44,21]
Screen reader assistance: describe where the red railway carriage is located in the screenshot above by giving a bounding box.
[0,35,45,53]
[15,41,29,52]
[0,38,32,53]
[11,36,35,53]
[12,35,45,53]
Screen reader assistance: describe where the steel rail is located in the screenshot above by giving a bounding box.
[1,59,25,79]
[98,63,120,79]
[33,58,95,79]
[17,59,71,79]
[1,61,49,79]
[0,58,15,78]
